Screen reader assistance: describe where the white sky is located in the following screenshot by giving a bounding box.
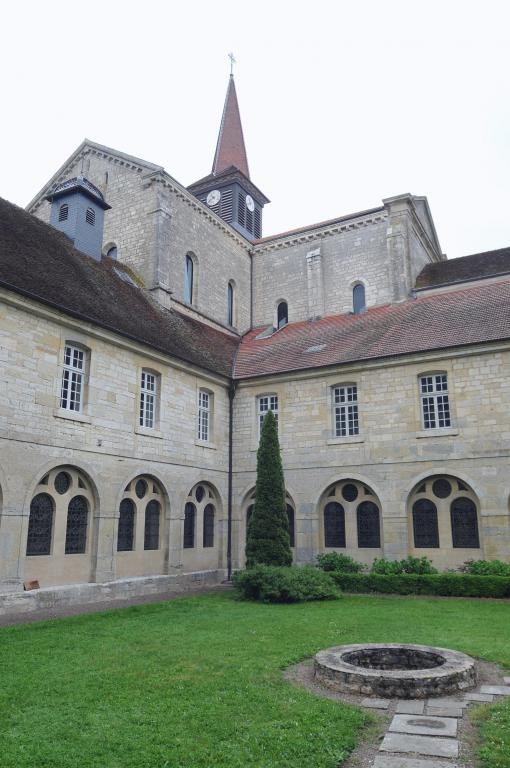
[2,0,509,259]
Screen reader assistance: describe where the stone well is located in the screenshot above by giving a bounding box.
[314,643,477,699]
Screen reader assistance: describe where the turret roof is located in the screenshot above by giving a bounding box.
[212,75,250,178]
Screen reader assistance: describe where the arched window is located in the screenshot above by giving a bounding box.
[64,495,89,554]
[227,282,235,325]
[85,207,96,226]
[26,493,54,556]
[58,203,69,222]
[184,255,194,304]
[412,498,439,548]
[324,502,345,547]
[117,498,135,551]
[183,502,195,548]
[246,504,254,543]
[277,301,288,329]
[144,500,160,550]
[357,501,380,548]
[451,498,480,548]
[203,504,215,547]
[353,283,366,314]
[286,504,295,548]
[106,245,117,260]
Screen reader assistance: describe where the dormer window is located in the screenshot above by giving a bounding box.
[277,301,288,329]
[353,283,366,314]
[58,203,69,222]
[85,207,95,226]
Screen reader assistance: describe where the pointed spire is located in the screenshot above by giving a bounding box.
[212,74,250,179]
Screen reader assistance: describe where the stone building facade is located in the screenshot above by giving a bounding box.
[0,75,509,610]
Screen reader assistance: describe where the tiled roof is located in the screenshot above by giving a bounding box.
[416,247,510,289]
[212,75,250,178]
[0,197,238,378]
[234,280,510,379]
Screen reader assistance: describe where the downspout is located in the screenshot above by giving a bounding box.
[227,379,237,580]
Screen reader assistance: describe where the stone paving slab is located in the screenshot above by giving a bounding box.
[396,700,425,714]
[464,692,494,702]
[504,677,510,685]
[480,685,510,695]
[389,714,458,738]
[360,697,390,709]
[428,697,468,708]
[427,705,464,717]
[380,732,459,758]
[374,757,459,768]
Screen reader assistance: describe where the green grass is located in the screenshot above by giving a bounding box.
[0,593,509,768]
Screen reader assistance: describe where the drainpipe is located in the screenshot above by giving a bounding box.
[227,380,237,580]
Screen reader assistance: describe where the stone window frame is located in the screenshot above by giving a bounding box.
[331,383,359,438]
[419,371,451,430]
[257,392,279,440]
[352,281,366,314]
[138,368,161,431]
[275,299,288,330]
[184,252,198,305]
[227,280,236,326]
[183,483,219,552]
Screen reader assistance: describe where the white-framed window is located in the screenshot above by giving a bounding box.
[258,394,278,436]
[139,370,158,429]
[420,373,451,429]
[198,389,212,441]
[332,384,359,437]
[60,344,86,413]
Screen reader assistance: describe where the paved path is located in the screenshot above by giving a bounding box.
[361,678,510,767]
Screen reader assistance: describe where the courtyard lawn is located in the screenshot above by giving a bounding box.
[0,594,509,768]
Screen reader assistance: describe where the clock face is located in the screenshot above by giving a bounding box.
[245,194,255,212]
[206,189,221,207]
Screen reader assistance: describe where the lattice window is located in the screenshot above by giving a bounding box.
[286,504,295,548]
[64,495,88,554]
[420,373,451,429]
[60,344,86,413]
[412,498,439,548]
[85,207,95,225]
[58,203,69,222]
[144,500,160,550]
[140,370,157,428]
[324,502,346,547]
[357,501,381,548]
[183,502,195,548]
[333,385,359,437]
[258,394,278,436]
[203,504,215,547]
[117,498,135,551]
[198,390,211,442]
[26,493,54,556]
[451,498,480,548]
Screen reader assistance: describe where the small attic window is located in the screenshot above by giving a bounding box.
[58,203,69,222]
[85,207,96,226]
[106,245,117,260]
[277,301,288,329]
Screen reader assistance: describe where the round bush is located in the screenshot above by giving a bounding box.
[232,565,341,603]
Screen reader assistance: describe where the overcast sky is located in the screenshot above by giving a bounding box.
[2,0,509,259]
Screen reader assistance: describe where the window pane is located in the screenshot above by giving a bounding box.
[277,302,288,328]
[357,501,380,548]
[183,502,195,548]
[117,498,135,551]
[144,500,160,550]
[185,256,194,303]
[324,502,345,547]
[26,493,53,556]
[203,504,215,547]
[451,498,480,548]
[353,284,366,314]
[412,499,439,548]
[65,495,88,554]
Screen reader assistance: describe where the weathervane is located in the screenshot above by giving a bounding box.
[228,52,236,76]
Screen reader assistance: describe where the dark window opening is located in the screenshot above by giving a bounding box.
[277,301,288,329]
[117,498,135,551]
[203,504,215,547]
[451,497,480,548]
[185,255,194,304]
[357,501,381,548]
[342,483,358,502]
[353,284,366,314]
[324,502,346,547]
[65,495,88,554]
[412,499,439,548]
[58,203,69,222]
[106,245,117,260]
[144,500,160,550]
[26,493,54,556]
[135,479,147,499]
[55,471,71,494]
[286,504,295,548]
[227,282,234,325]
[432,478,452,499]
[183,502,195,548]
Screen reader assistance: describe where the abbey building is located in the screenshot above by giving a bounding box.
[0,75,509,610]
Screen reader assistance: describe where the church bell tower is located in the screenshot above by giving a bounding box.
[188,67,269,240]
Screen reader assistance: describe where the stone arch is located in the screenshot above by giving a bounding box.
[181,481,222,570]
[24,464,98,588]
[407,473,482,568]
[318,478,383,564]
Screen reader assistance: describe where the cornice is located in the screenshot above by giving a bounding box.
[252,211,388,254]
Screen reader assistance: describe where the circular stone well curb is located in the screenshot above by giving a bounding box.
[314,643,477,699]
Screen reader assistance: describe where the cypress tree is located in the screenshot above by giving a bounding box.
[245,410,292,567]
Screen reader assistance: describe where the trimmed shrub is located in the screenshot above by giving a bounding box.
[462,559,510,577]
[371,556,438,575]
[233,565,341,603]
[331,572,510,598]
[316,552,365,573]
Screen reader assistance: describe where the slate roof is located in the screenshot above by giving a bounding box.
[234,280,510,379]
[212,75,250,178]
[416,247,510,289]
[0,197,238,378]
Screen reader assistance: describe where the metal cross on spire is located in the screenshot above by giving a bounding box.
[228,52,236,76]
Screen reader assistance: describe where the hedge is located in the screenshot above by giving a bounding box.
[233,565,341,603]
[330,572,510,598]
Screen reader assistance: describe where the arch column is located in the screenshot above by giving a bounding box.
[90,509,116,584]
[0,503,26,592]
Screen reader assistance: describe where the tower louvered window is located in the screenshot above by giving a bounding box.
[237,192,245,227]
[85,207,95,225]
[221,189,233,222]
[246,207,253,233]
[59,203,69,222]
[254,208,261,238]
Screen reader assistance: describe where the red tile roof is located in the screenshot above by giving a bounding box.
[234,280,510,379]
[212,75,250,178]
